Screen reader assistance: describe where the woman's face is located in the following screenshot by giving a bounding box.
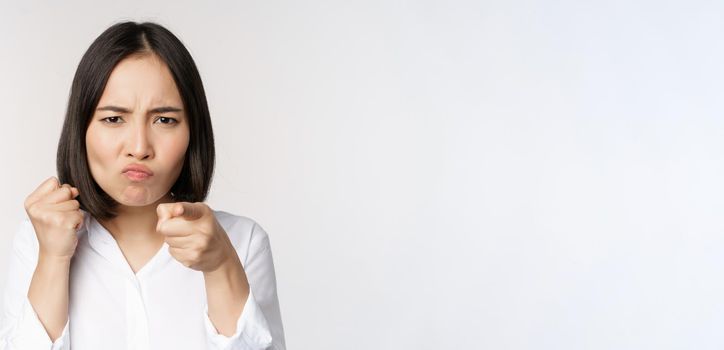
[86,54,189,207]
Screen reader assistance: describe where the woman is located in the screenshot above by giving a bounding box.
[0,22,285,349]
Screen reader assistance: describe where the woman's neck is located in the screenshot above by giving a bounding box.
[98,194,175,244]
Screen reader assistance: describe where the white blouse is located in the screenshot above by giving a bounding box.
[0,210,286,350]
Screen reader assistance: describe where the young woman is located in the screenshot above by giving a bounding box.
[0,22,285,349]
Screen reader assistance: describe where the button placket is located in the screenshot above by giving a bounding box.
[125,277,150,350]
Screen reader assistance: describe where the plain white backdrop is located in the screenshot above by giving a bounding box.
[2,0,724,349]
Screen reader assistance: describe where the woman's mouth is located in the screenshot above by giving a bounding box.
[123,170,152,181]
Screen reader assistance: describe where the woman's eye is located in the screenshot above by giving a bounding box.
[155,117,178,125]
[101,116,123,123]
[99,116,177,125]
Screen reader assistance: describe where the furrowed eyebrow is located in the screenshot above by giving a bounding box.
[149,106,183,114]
[96,105,183,114]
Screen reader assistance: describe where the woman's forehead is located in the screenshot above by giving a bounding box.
[98,54,182,108]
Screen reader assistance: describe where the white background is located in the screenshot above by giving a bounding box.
[1,0,724,349]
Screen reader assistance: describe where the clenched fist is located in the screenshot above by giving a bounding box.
[24,176,85,260]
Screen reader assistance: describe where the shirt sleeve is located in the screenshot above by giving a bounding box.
[203,220,286,350]
[0,218,70,350]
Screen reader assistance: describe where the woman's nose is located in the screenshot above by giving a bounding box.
[126,122,153,160]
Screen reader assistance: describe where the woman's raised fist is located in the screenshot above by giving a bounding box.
[24,176,85,260]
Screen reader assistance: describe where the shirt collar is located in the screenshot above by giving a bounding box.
[85,213,171,279]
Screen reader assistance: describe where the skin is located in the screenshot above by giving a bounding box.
[26,53,249,341]
[86,53,188,252]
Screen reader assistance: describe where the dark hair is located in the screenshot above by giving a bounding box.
[57,21,215,220]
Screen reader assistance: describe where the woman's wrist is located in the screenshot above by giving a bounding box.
[37,253,73,268]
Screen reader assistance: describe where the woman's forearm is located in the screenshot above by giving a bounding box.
[27,254,71,342]
[203,250,250,336]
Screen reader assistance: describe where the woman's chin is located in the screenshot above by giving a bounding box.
[117,186,154,206]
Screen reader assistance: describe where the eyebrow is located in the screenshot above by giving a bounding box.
[96,105,183,114]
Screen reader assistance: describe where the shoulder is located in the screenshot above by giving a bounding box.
[212,210,260,235]
[211,209,272,261]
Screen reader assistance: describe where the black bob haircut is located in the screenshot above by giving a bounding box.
[57,21,215,221]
